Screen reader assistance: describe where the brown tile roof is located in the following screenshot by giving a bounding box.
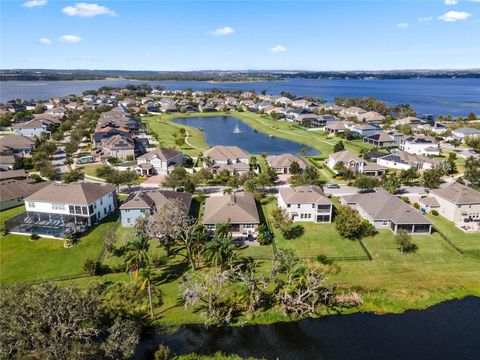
[330,150,364,164]
[25,182,116,205]
[430,182,480,205]
[203,191,260,225]
[279,185,332,205]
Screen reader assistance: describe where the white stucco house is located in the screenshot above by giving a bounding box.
[400,136,440,156]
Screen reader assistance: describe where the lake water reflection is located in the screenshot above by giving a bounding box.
[173,116,318,156]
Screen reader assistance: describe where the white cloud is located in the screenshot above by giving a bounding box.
[59,35,82,43]
[22,0,47,8]
[438,11,471,21]
[38,37,52,45]
[62,2,116,17]
[418,16,433,21]
[444,0,458,5]
[397,22,409,28]
[211,27,235,36]
[269,45,287,53]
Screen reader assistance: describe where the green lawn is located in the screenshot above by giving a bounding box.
[0,205,26,232]
[426,214,480,254]
[0,213,119,285]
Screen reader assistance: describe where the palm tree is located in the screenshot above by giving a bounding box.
[124,235,150,283]
[223,187,233,195]
[202,236,234,270]
[139,268,154,318]
[243,179,258,194]
[249,156,258,171]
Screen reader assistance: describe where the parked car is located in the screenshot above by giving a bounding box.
[326,184,340,189]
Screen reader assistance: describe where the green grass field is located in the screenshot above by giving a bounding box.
[0,211,119,285]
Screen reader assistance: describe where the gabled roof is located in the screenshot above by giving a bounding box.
[25,182,116,205]
[101,135,134,150]
[267,153,308,169]
[137,147,182,161]
[279,185,332,205]
[203,145,249,161]
[364,132,395,143]
[0,135,35,151]
[430,182,480,205]
[12,119,49,129]
[0,179,50,202]
[120,190,192,211]
[379,151,438,166]
[342,190,431,225]
[329,150,364,164]
[203,191,260,225]
[0,169,28,181]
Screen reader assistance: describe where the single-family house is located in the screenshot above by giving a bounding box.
[325,121,348,134]
[363,132,396,147]
[120,189,192,227]
[11,119,51,138]
[327,150,385,176]
[203,192,260,239]
[0,135,35,155]
[341,189,432,234]
[100,135,135,160]
[203,145,249,166]
[400,136,440,156]
[348,123,382,137]
[267,153,309,174]
[135,148,184,176]
[377,151,438,171]
[0,179,50,211]
[340,106,367,119]
[452,127,480,141]
[6,182,116,238]
[278,185,333,223]
[423,183,480,227]
[357,111,385,123]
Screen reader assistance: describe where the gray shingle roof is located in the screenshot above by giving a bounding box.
[25,182,116,205]
[342,189,431,225]
[430,182,480,205]
[279,185,332,205]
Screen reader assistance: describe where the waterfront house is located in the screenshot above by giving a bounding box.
[422,183,480,227]
[203,145,249,167]
[357,111,385,123]
[278,185,333,223]
[5,182,116,238]
[340,106,367,118]
[400,135,440,156]
[341,190,432,234]
[203,192,260,239]
[325,121,348,134]
[267,153,309,174]
[135,148,184,176]
[394,116,427,128]
[120,189,192,227]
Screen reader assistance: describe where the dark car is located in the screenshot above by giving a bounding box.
[326,184,340,189]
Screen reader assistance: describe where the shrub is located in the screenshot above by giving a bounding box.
[83,258,100,276]
[257,224,274,245]
[30,233,40,241]
[317,254,334,265]
[413,202,420,209]
[154,344,172,360]
[400,196,410,204]
[431,210,439,216]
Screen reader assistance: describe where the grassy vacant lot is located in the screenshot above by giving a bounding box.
[142,111,373,159]
[0,211,119,285]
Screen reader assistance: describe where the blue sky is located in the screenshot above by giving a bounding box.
[1,0,479,70]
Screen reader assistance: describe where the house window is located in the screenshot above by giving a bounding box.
[52,203,65,210]
[206,224,215,230]
[297,204,301,209]
[127,218,131,224]
[69,205,75,214]
[28,202,35,208]
[75,206,82,214]
[312,204,315,208]
[100,199,103,205]
[287,204,291,208]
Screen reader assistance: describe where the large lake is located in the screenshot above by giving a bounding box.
[173,116,318,156]
[134,296,480,360]
[1,78,479,117]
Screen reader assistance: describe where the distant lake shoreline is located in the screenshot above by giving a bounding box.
[1,78,479,117]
